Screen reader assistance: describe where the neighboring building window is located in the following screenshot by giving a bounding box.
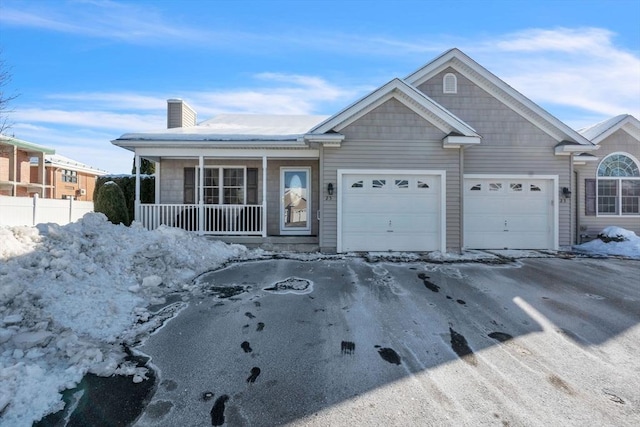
[443,73,457,94]
[596,153,640,215]
[184,167,256,205]
[62,169,77,183]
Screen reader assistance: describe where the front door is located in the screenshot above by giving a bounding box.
[280,167,311,235]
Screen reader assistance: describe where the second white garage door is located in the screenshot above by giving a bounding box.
[339,171,444,252]
[464,176,556,249]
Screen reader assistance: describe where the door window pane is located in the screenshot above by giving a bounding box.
[283,171,308,229]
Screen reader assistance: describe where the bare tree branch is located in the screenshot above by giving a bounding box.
[0,49,20,135]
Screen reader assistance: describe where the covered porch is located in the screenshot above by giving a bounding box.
[131,148,320,237]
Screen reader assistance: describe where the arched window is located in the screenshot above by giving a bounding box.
[443,73,457,94]
[596,153,640,215]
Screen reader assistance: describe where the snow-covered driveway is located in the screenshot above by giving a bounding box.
[135,257,640,426]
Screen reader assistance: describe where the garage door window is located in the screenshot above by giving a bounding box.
[395,179,409,189]
[489,183,502,192]
[418,180,431,189]
[596,153,640,216]
[372,179,386,189]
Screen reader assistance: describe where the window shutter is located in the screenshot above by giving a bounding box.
[184,168,195,204]
[585,179,595,216]
[246,168,258,205]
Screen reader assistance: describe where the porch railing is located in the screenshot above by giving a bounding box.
[139,204,264,236]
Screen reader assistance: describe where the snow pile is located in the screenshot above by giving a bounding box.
[0,213,253,425]
[574,226,640,258]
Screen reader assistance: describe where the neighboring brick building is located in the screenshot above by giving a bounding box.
[1,134,54,197]
[32,154,108,201]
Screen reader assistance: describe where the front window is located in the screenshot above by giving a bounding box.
[597,153,640,215]
[201,167,245,205]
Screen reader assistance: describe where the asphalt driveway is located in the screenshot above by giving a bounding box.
[135,257,640,426]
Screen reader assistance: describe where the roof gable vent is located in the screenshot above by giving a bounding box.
[443,73,457,94]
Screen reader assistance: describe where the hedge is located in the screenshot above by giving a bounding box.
[94,175,155,225]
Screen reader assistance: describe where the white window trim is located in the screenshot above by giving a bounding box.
[197,165,247,205]
[443,72,457,94]
[595,152,640,217]
[337,169,446,253]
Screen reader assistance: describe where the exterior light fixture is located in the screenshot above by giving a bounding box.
[327,183,334,195]
[562,187,571,197]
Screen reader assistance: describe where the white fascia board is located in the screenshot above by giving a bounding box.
[112,138,309,151]
[310,79,479,138]
[405,49,593,146]
[555,143,599,155]
[442,135,481,148]
[134,147,319,159]
[590,116,640,144]
[303,133,345,147]
[573,157,599,166]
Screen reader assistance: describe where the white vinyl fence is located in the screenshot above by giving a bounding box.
[0,195,95,227]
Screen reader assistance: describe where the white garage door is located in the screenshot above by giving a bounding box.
[464,177,555,249]
[340,172,442,252]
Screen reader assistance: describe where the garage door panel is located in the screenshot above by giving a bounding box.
[344,194,437,214]
[343,231,440,252]
[343,213,439,232]
[464,178,554,250]
[341,172,442,252]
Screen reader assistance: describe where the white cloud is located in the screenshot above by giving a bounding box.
[0,0,210,44]
[11,123,133,174]
[12,109,164,131]
[467,27,640,120]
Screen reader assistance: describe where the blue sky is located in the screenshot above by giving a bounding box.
[1,0,639,174]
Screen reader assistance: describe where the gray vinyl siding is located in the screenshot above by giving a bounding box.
[158,158,319,236]
[417,69,572,247]
[575,129,640,238]
[320,98,461,252]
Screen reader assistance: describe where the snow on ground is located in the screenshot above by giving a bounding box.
[574,226,640,259]
[0,215,638,426]
[0,213,254,426]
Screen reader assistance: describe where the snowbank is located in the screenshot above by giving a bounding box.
[1,215,638,425]
[0,213,253,425]
[574,226,640,259]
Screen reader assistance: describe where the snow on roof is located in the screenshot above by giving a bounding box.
[1,134,56,154]
[45,154,109,175]
[578,114,635,142]
[117,114,330,141]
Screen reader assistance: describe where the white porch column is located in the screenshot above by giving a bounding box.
[154,161,160,204]
[198,155,204,235]
[262,155,267,237]
[134,154,141,222]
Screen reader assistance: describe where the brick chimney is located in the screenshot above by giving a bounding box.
[167,99,197,129]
